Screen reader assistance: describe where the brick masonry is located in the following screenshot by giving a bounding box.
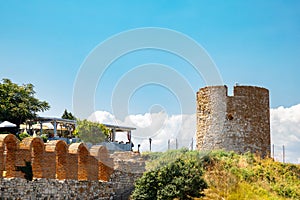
[0,134,146,199]
[0,134,116,181]
[196,85,271,157]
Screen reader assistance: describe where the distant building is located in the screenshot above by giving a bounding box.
[101,124,136,152]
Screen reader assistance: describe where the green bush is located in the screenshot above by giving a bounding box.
[18,132,30,141]
[134,150,300,200]
[132,150,207,200]
[41,134,48,143]
[74,119,111,144]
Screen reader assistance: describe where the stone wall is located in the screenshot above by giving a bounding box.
[111,151,146,174]
[0,134,114,181]
[196,85,270,157]
[0,178,114,199]
[0,152,145,200]
[109,152,146,199]
[0,135,146,199]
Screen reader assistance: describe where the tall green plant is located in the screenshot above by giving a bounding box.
[61,109,76,120]
[0,79,50,128]
[74,119,110,144]
[18,131,30,141]
[132,150,208,200]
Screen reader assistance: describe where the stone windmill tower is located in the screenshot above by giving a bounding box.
[196,85,270,157]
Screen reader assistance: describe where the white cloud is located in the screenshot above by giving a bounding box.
[88,111,196,152]
[271,104,300,164]
[88,103,300,164]
[88,111,118,124]
[127,113,152,128]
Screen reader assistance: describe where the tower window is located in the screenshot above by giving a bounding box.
[227,113,234,120]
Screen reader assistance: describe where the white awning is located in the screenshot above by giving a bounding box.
[0,121,17,128]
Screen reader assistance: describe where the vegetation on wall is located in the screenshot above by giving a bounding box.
[132,149,300,200]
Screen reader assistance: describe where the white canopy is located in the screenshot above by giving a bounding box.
[0,121,17,128]
[32,122,54,130]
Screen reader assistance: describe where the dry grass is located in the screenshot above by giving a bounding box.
[199,151,300,200]
[141,149,300,200]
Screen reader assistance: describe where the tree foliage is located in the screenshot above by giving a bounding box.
[74,119,110,144]
[133,149,300,200]
[0,79,50,128]
[61,109,76,120]
[132,151,207,200]
[135,149,300,200]
[18,131,30,141]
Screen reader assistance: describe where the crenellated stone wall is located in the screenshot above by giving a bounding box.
[196,85,270,157]
[0,134,114,181]
[0,134,146,199]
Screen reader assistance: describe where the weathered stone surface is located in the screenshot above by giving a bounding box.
[0,178,115,199]
[0,135,116,182]
[196,85,270,157]
[111,152,146,174]
[0,152,145,199]
[0,134,146,199]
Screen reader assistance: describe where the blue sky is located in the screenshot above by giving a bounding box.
[1,1,300,117]
[0,1,299,117]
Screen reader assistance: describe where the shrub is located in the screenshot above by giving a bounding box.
[18,131,30,141]
[135,150,300,200]
[41,134,48,143]
[132,153,207,200]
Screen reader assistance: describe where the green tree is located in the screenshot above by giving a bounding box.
[132,156,207,200]
[18,131,30,141]
[0,79,50,128]
[74,119,110,144]
[132,170,158,199]
[61,109,76,120]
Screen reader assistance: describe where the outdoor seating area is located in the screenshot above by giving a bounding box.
[17,117,77,144]
[101,124,136,152]
[1,118,136,151]
[23,117,76,137]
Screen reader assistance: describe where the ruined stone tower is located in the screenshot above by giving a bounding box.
[196,85,270,157]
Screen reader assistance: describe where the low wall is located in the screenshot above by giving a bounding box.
[109,151,146,199]
[0,134,114,181]
[0,178,114,199]
[0,170,142,200]
[0,171,144,200]
[0,151,146,199]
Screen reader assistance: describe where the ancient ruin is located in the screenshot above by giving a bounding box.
[0,133,146,198]
[196,85,270,157]
[0,84,272,198]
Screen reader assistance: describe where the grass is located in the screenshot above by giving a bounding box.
[141,149,300,200]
